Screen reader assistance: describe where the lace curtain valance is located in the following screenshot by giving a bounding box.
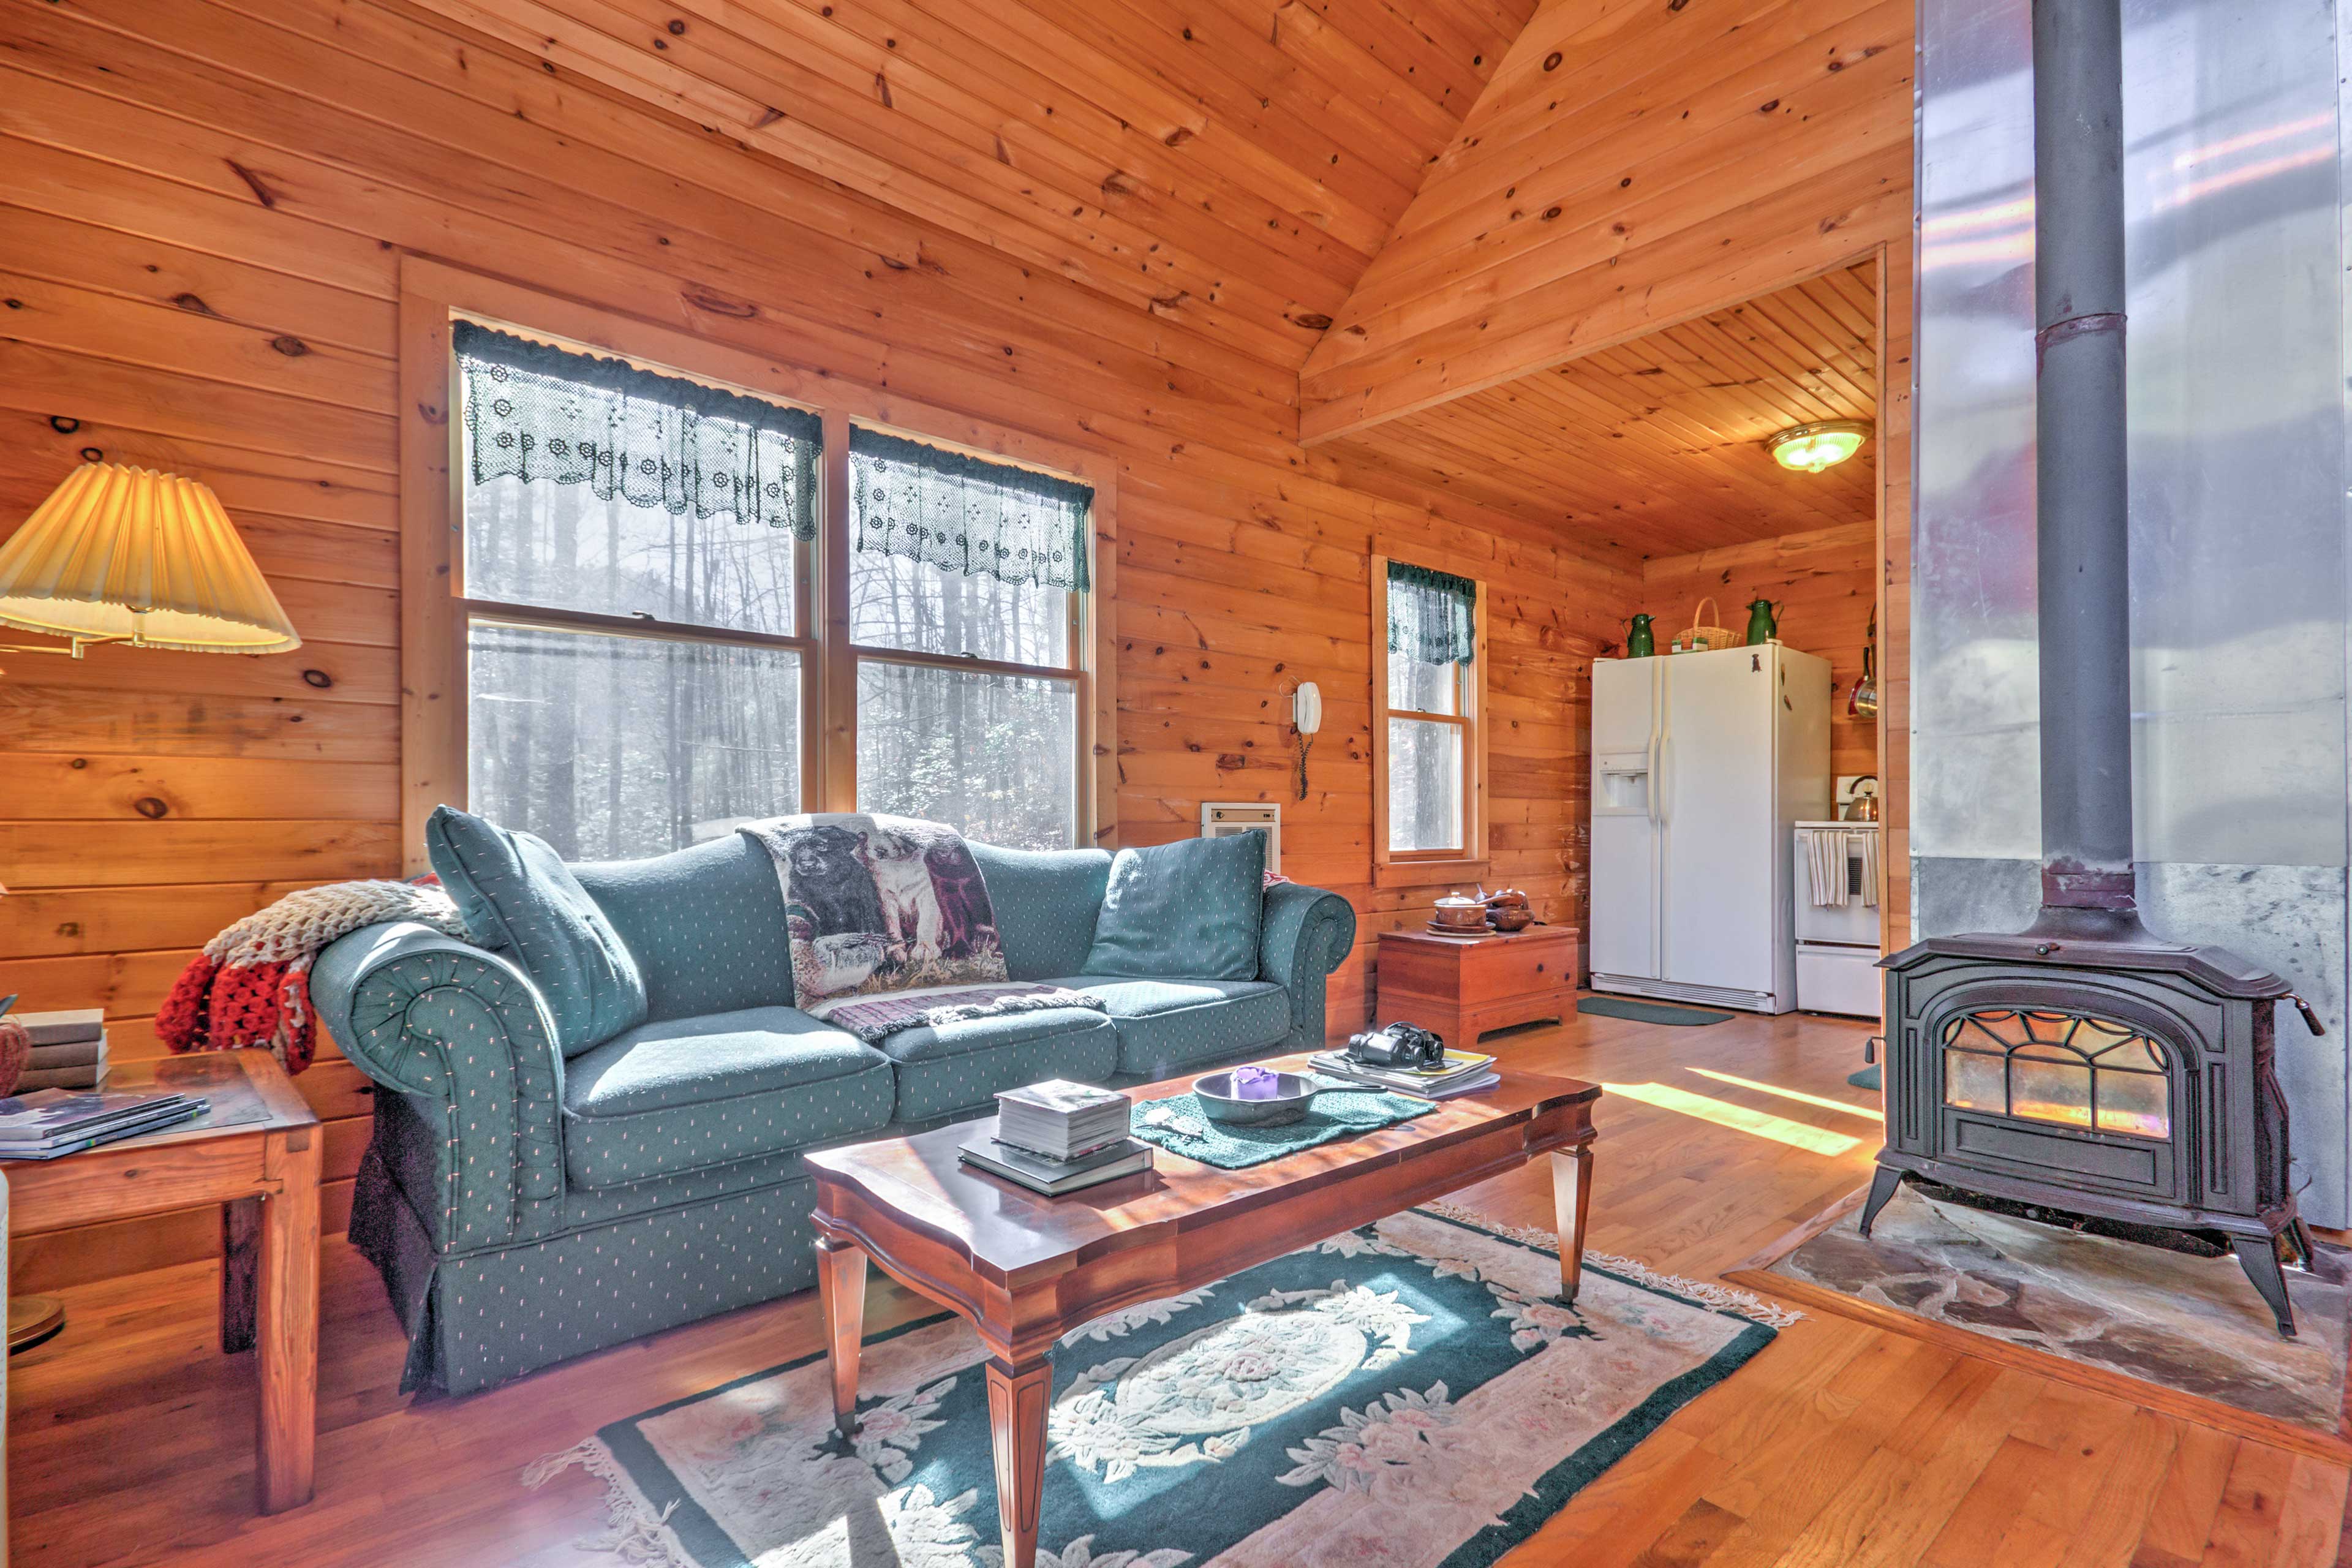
[453,320,820,538]
[1388,561,1477,666]
[850,426,1093,593]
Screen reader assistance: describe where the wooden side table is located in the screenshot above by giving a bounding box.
[6,1050,320,1514]
[1376,924,1582,1052]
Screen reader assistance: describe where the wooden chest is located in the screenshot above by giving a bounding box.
[1374,925,1582,1052]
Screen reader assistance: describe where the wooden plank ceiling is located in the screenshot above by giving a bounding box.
[1321,262,1879,559]
[1297,0,1913,442]
[399,0,1536,380]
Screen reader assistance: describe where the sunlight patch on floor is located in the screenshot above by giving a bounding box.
[1685,1067,1883,1123]
[1601,1081,1864,1156]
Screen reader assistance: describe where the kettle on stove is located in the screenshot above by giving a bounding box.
[1842,774,1882,822]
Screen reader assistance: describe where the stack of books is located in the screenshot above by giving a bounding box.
[0,1086,207,1161]
[15,1008,107,1091]
[959,1079,1152,1196]
[1308,1047,1501,1100]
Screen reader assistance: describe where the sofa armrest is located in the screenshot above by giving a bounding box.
[1259,883,1357,1045]
[311,921,568,1251]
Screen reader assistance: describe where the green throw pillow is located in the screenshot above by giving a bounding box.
[425,805,648,1057]
[1080,831,1264,980]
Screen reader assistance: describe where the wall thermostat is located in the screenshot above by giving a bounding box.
[1200,802,1280,872]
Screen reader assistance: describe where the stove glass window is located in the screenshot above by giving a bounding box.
[1940,1009,2171,1139]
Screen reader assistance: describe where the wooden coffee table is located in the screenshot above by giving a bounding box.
[807,1055,1600,1568]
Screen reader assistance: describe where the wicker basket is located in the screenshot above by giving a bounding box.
[1670,596,1737,654]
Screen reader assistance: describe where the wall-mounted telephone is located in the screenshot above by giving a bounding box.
[1289,680,1321,802]
[1292,682,1322,736]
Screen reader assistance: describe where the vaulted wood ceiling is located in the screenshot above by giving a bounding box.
[402,0,1537,379]
[1319,263,1879,559]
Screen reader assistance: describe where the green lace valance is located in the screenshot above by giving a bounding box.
[454,320,820,538]
[850,426,1092,592]
[1389,560,1477,666]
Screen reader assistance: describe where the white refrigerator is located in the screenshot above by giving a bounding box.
[1588,645,1831,1014]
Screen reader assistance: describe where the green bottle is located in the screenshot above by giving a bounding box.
[1625,613,1656,658]
[1743,598,1781,645]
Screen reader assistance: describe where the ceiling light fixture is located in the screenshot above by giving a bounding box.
[1767,421,1872,474]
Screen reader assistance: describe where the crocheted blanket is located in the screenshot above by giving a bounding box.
[159,881,466,1074]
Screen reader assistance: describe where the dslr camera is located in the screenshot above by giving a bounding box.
[1345,1022,1448,1071]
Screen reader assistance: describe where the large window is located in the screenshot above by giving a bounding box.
[431,300,1106,861]
[1373,557,1485,877]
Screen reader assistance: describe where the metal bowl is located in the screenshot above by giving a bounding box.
[1192,1069,1320,1127]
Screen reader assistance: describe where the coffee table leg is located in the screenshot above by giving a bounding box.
[986,1353,1052,1568]
[816,1235,868,1436]
[1551,1145,1594,1304]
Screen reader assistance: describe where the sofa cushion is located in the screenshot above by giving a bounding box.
[426,805,647,1056]
[967,843,1111,981]
[1049,976,1292,1077]
[574,834,796,1021]
[1080,832,1264,981]
[872,1008,1121,1122]
[561,1007,894,1190]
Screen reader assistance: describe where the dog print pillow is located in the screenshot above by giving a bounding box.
[739,813,1008,1006]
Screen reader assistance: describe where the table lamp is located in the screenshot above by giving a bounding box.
[0,461,301,665]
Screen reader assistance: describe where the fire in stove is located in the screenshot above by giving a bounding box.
[1942,1009,2171,1140]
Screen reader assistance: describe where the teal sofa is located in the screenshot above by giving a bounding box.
[310,834,1355,1395]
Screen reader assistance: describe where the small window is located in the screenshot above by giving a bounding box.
[1374,558,1484,868]
[454,322,816,858]
[846,427,1092,850]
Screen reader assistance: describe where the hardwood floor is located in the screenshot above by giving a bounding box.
[12,1005,2346,1567]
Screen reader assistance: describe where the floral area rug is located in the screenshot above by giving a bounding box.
[527,1204,1793,1568]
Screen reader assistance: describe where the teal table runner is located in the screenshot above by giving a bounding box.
[1128,1074,1438,1169]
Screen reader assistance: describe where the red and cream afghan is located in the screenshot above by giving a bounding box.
[159,881,466,1074]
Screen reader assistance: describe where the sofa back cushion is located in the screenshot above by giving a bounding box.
[1080,831,1264,980]
[574,834,797,1022]
[967,843,1112,980]
[425,805,647,1056]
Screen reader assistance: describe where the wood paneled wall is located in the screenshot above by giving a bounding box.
[0,0,1632,1289]
[1636,521,1880,781]
[0,0,1915,1287]
[1299,0,1916,443]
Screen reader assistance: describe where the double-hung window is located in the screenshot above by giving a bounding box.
[454,322,818,859]
[431,292,1106,863]
[1374,557,1485,875]
[846,428,1091,851]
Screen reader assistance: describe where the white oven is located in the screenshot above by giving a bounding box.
[1793,823,1882,1017]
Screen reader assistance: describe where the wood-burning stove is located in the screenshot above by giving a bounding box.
[1863,0,2324,1337]
[1868,920,2320,1336]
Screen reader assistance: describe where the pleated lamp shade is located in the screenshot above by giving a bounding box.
[0,462,300,654]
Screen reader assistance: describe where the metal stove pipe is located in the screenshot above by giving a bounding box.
[2032,0,2136,914]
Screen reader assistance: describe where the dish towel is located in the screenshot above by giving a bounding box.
[1801,827,1849,908]
[1798,827,1882,910]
